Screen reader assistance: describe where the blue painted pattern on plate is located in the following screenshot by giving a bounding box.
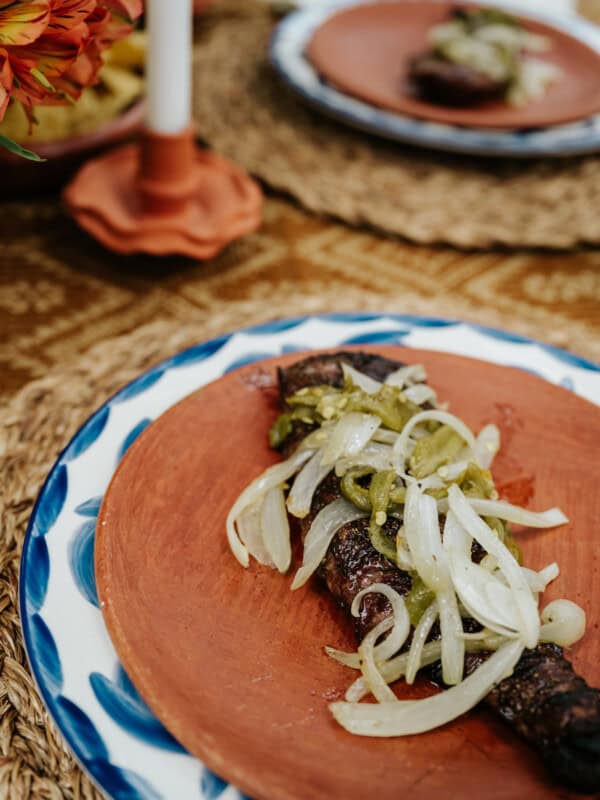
[113,370,165,404]
[63,406,110,461]
[26,536,50,613]
[29,614,63,695]
[225,352,275,373]
[170,334,230,368]
[69,519,99,607]
[201,768,229,799]
[342,328,409,345]
[76,496,103,517]
[90,666,186,754]
[118,419,152,462]
[32,464,67,538]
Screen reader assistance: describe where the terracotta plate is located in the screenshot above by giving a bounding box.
[305,2,600,130]
[96,348,600,800]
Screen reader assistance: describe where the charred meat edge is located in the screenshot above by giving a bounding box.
[277,351,600,794]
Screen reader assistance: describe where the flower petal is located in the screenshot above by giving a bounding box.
[0,47,13,120]
[48,0,96,34]
[0,1,50,47]
[100,0,143,21]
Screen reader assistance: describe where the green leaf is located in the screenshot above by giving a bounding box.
[0,134,46,162]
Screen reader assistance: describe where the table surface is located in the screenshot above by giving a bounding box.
[1,193,599,405]
[2,0,600,402]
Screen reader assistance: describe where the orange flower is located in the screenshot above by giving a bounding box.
[0,48,13,118]
[0,0,142,124]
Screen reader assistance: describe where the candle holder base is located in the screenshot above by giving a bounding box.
[63,131,263,259]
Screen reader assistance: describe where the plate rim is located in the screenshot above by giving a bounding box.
[304,0,600,130]
[18,312,600,800]
[270,0,600,157]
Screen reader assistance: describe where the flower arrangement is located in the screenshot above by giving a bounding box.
[0,0,142,160]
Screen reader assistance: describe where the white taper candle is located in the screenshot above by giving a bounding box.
[145,0,192,134]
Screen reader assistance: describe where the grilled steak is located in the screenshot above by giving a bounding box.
[279,351,600,794]
[409,54,508,106]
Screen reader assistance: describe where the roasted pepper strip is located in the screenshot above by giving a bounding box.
[410,424,465,479]
[368,470,400,563]
[269,413,293,449]
[340,466,374,512]
[405,574,436,627]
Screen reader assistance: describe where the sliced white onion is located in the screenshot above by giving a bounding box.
[236,500,274,567]
[437,460,470,482]
[352,584,411,663]
[358,618,399,703]
[372,429,400,445]
[406,601,438,684]
[342,363,381,395]
[438,588,464,686]
[325,629,390,671]
[442,511,472,557]
[522,562,559,594]
[320,413,381,467]
[403,384,437,406]
[475,424,500,469]
[395,529,414,572]
[329,584,410,670]
[345,641,439,701]
[260,486,292,573]
[287,449,332,519]
[392,410,479,478]
[227,448,314,567]
[291,499,367,590]
[330,639,524,736]
[419,474,446,492]
[410,424,433,441]
[345,635,508,702]
[458,497,568,529]
[540,599,586,647]
[404,483,450,593]
[334,443,393,477]
[448,485,540,648]
[385,364,427,388]
[447,552,521,638]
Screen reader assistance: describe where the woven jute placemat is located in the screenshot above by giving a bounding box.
[192,3,600,249]
[0,287,596,798]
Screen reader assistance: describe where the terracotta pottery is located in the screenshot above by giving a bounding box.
[306,1,600,130]
[0,101,144,194]
[96,348,600,800]
[63,127,263,258]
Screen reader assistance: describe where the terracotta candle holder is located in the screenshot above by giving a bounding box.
[63,127,263,259]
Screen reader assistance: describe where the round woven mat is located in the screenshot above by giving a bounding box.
[2,281,597,797]
[192,4,600,249]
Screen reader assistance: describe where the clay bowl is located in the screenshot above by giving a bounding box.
[305,1,600,130]
[0,100,144,193]
[96,348,600,800]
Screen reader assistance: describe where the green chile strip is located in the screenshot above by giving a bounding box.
[340,466,374,512]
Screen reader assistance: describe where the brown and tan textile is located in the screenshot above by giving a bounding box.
[2,196,600,405]
[192,3,600,249]
[1,3,600,797]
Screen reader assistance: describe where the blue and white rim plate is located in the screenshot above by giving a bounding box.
[19,313,600,800]
[270,0,600,157]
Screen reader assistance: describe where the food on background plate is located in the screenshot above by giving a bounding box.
[409,7,562,106]
[227,351,600,793]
